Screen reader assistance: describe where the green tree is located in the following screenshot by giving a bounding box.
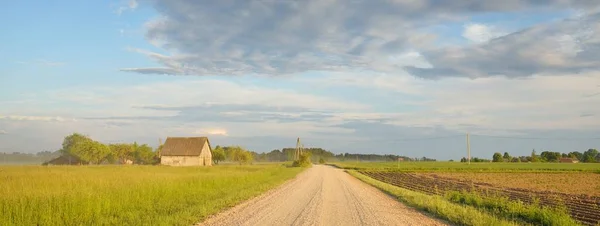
[503,152,511,160]
[583,149,598,163]
[492,152,503,162]
[531,149,539,162]
[230,146,253,165]
[568,151,583,161]
[108,143,135,164]
[540,151,561,162]
[70,139,111,164]
[212,146,226,164]
[60,133,92,155]
[133,144,157,165]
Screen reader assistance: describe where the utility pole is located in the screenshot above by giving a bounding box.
[466,132,471,165]
[295,137,302,161]
[158,138,163,157]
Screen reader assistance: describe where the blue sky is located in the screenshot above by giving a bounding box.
[1,0,599,160]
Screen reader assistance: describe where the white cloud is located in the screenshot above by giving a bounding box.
[195,129,228,136]
[115,0,138,15]
[408,12,600,79]
[315,71,600,131]
[0,115,77,122]
[462,23,505,43]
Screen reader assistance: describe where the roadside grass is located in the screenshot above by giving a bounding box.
[333,161,600,172]
[347,170,517,226]
[445,191,579,226]
[0,164,304,226]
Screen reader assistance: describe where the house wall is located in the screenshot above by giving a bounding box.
[160,155,202,166]
[199,142,212,166]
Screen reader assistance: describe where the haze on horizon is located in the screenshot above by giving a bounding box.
[1,0,599,160]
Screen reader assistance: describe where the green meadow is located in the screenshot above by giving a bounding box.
[0,164,303,226]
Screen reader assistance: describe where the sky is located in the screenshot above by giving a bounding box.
[1,0,600,160]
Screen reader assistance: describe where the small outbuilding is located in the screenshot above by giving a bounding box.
[559,158,579,163]
[160,137,212,166]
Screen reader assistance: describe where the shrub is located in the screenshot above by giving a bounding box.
[292,152,312,167]
[318,157,326,164]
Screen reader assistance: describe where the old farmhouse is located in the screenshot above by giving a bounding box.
[160,137,212,166]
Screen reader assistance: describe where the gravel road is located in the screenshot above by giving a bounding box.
[197,165,447,226]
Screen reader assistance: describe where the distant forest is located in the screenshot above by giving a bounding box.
[249,147,433,162]
[0,151,61,164]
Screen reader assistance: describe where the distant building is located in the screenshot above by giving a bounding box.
[42,154,86,165]
[160,137,212,166]
[559,158,579,163]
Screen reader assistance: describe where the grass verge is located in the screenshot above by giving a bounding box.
[347,170,517,226]
[0,164,304,226]
[445,191,579,226]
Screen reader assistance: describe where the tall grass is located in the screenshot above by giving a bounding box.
[0,164,303,226]
[445,191,580,226]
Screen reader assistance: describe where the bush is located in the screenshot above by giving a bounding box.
[292,152,312,167]
[318,157,326,164]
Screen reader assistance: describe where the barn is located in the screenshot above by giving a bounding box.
[160,137,213,166]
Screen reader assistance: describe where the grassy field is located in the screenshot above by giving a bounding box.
[332,161,600,172]
[0,163,304,226]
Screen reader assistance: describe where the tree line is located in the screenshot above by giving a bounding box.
[0,151,61,164]
[45,133,160,165]
[462,149,600,163]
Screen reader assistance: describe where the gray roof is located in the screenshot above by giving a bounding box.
[161,137,211,156]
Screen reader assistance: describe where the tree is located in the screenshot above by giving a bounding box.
[212,146,226,164]
[108,143,135,164]
[583,149,598,163]
[531,149,539,162]
[61,133,92,155]
[568,151,583,161]
[70,139,111,164]
[540,151,561,162]
[492,152,503,162]
[230,146,253,165]
[133,144,157,165]
[503,152,511,160]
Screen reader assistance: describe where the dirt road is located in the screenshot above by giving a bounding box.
[198,165,446,226]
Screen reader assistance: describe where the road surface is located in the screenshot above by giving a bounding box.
[197,165,447,226]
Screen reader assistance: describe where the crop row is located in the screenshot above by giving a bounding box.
[360,171,600,226]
